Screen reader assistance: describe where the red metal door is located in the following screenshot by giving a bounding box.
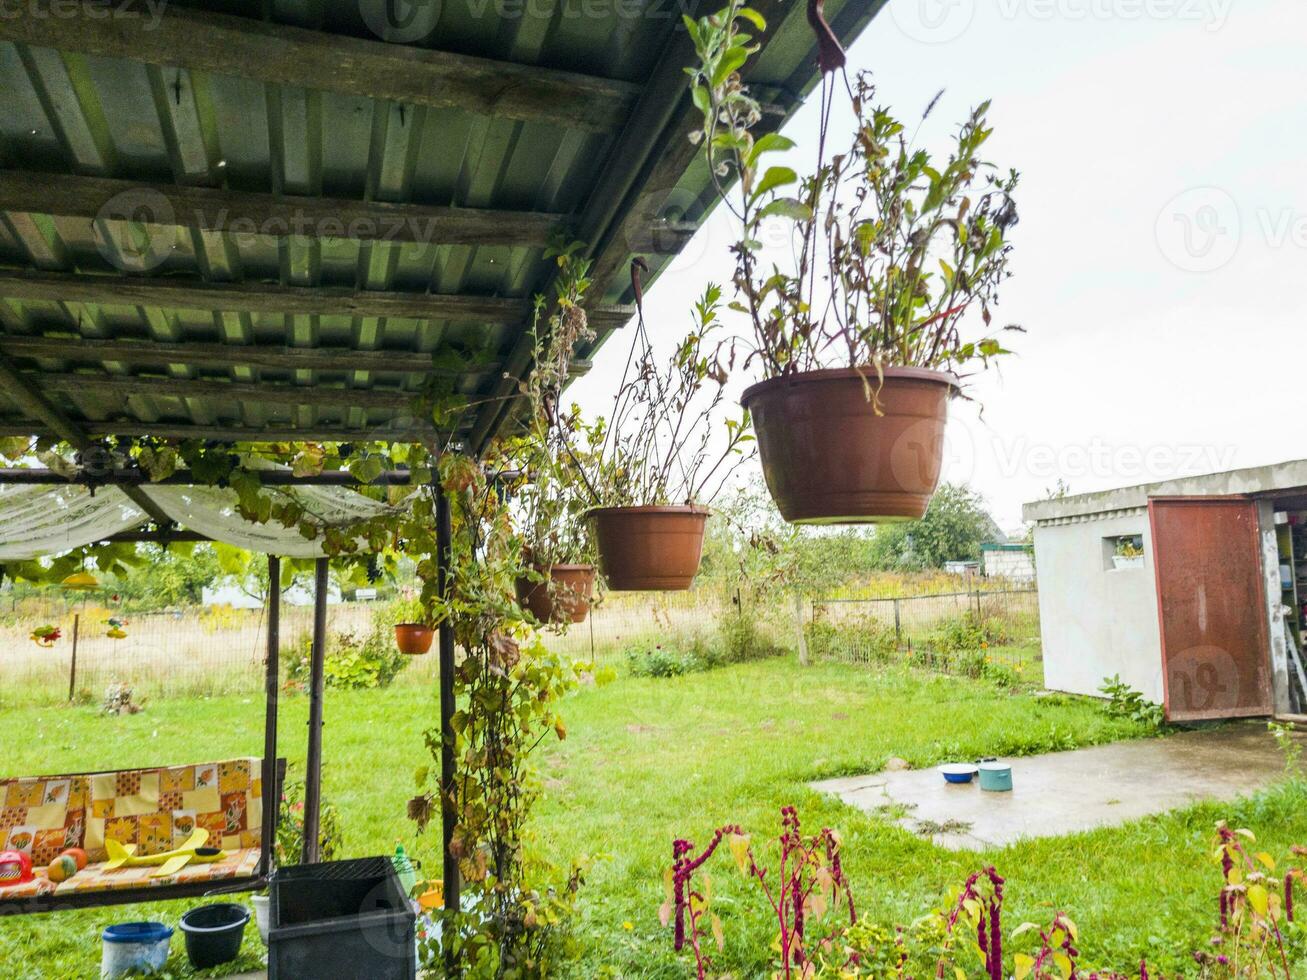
[1149,497,1272,721]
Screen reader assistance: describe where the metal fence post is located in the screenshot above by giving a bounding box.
[893,598,902,648]
[67,612,79,702]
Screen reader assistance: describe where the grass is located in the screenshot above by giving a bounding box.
[0,657,1302,978]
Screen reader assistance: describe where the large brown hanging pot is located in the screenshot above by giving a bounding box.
[587,505,709,591]
[741,367,959,525]
[515,563,597,625]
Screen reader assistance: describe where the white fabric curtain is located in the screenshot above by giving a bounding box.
[0,467,409,560]
[0,485,146,560]
[143,484,399,559]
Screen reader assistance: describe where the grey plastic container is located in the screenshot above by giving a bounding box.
[268,856,417,980]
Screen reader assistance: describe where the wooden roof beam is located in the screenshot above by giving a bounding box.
[0,269,636,330]
[0,270,527,323]
[0,172,564,248]
[0,2,640,133]
[3,337,593,378]
[0,422,452,443]
[1,335,474,375]
[35,373,425,411]
[0,354,174,522]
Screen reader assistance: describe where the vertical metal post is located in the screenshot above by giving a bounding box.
[302,556,329,865]
[893,598,902,648]
[436,479,461,962]
[67,612,79,702]
[261,555,281,875]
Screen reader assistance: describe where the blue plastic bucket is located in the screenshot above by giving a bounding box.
[101,921,173,978]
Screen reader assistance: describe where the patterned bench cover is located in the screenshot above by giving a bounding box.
[0,758,264,901]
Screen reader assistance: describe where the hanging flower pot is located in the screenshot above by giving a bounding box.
[741,367,959,525]
[516,564,596,625]
[588,506,709,591]
[394,623,434,656]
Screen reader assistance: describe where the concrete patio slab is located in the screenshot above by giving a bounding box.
[811,722,1301,851]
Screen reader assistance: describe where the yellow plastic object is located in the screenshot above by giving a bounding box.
[107,628,127,640]
[103,829,224,877]
[417,881,444,911]
[60,571,100,591]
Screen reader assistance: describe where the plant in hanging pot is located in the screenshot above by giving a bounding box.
[508,242,600,625]
[392,591,434,655]
[686,6,1021,524]
[572,281,754,591]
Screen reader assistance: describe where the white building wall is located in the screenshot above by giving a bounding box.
[1032,510,1164,702]
[983,549,1035,582]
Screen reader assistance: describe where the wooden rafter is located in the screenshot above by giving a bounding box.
[0,270,637,330]
[0,422,450,443]
[0,270,524,322]
[0,2,641,133]
[0,172,565,248]
[2,336,468,375]
[0,355,173,522]
[2,338,593,378]
[35,374,422,411]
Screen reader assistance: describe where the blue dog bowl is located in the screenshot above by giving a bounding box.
[938,764,978,784]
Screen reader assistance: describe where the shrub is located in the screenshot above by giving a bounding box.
[1099,674,1166,730]
[285,620,409,691]
[805,616,897,663]
[276,771,343,865]
[628,643,705,678]
[929,609,1013,654]
[717,610,787,664]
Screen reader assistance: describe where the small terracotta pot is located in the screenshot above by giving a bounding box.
[741,366,959,525]
[588,505,709,591]
[516,564,596,625]
[394,623,434,655]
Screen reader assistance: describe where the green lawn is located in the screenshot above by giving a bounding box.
[1,657,1303,977]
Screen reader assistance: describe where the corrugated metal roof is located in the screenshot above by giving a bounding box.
[0,0,883,447]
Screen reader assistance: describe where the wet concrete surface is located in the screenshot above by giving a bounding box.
[810,722,1303,851]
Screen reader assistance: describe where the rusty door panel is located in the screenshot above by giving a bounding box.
[1148,497,1272,721]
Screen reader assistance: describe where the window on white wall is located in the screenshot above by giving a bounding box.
[1103,534,1145,571]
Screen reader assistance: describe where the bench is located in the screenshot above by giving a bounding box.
[0,756,283,913]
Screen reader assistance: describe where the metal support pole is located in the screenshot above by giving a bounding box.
[302,556,329,864]
[893,598,902,648]
[261,555,281,876]
[436,479,461,965]
[67,612,79,702]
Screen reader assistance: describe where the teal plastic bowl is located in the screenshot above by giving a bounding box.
[978,762,1012,792]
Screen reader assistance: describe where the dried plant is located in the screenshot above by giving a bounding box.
[685,4,1021,388]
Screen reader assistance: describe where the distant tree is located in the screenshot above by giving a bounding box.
[699,476,882,598]
[869,483,995,570]
[106,543,223,608]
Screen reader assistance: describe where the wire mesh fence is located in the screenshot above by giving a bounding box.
[807,586,1042,684]
[0,584,768,705]
[0,580,1041,704]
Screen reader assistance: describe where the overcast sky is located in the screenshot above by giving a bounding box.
[570,0,1307,532]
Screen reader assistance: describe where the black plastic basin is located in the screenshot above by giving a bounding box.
[179,902,250,969]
